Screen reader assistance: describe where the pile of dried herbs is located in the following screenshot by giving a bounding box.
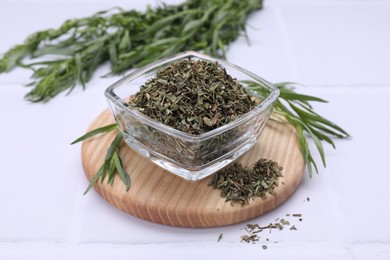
[208,159,283,205]
[129,59,256,134]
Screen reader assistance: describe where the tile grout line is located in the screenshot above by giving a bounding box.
[63,181,91,259]
[1,239,390,248]
[272,2,303,83]
[322,171,355,258]
[274,1,355,257]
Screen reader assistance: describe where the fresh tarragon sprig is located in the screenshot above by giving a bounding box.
[71,82,349,194]
[0,0,262,102]
[245,81,350,176]
[71,124,130,194]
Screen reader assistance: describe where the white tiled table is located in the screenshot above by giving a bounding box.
[1,0,389,259]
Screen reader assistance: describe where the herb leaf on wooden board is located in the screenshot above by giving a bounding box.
[70,123,117,145]
[73,81,349,193]
[71,127,130,194]
[0,0,263,102]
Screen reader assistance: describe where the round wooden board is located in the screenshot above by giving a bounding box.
[81,110,305,227]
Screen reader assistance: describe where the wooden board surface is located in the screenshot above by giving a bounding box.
[81,110,305,227]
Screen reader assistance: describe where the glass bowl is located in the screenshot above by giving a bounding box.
[105,51,279,180]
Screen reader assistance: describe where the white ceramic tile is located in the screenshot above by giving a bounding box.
[69,242,352,260]
[0,85,108,241]
[0,242,66,260]
[227,1,301,84]
[278,2,390,85]
[353,243,390,260]
[291,86,390,242]
[0,241,354,260]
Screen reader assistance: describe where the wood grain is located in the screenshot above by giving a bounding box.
[81,110,305,227]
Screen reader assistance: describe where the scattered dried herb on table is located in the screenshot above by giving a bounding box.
[0,0,263,102]
[129,59,256,134]
[217,233,223,242]
[240,213,303,246]
[208,159,283,205]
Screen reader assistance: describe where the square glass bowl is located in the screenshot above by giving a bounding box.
[105,51,279,180]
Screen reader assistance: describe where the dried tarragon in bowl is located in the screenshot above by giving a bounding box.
[105,52,279,180]
[129,59,257,134]
[126,58,259,167]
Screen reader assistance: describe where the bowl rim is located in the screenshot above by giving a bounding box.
[105,51,280,142]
